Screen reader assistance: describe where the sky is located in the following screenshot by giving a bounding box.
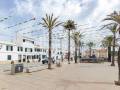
[0,0,120,49]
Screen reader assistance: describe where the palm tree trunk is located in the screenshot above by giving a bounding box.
[108,46,111,62]
[75,41,77,63]
[118,46,120,81]
[115,46,120,85]
[89,47,92,57]
[68,29,70,64]
[48,29,52,69]
[78,41,81,62]
[111,34,115,66]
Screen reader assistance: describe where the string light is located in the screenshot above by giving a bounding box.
[0,15,12,22]
[4,17,36,29]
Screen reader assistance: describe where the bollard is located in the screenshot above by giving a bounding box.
[11,61,15,75]
[56,60,61,67]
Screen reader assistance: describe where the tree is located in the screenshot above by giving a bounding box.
[63,20,76,64]
[77,33,84,62]
[71,32,79,63]
[86,42,94,57]
[41,14,61,69]
[102,23,118,66]
[104,11,120,85]
[102,36,113,62]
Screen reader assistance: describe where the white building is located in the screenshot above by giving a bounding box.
[0,36,48,63]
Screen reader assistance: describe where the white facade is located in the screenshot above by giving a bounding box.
[0,36,48,62]
[0,41,18,61]
[0,35,67,62]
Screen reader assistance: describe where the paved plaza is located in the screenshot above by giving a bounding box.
[0,62,120,90]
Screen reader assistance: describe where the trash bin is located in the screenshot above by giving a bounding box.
[15,64,24,73]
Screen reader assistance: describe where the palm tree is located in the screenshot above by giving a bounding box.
[109,24,117,66]
[71,32,79,63]
[63,20,76,64]
[102,23,118,66]
[87,42,94,57]
[117,46,120,85]
[102,36,113,62]
[77,33,84,62]
[41,14,61,69]
[104,11,120,85]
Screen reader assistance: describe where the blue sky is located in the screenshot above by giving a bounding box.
[0,0,120,48]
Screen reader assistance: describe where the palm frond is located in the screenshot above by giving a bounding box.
[46,14,49,22]
[102,35,113,47]
[103,11,120,33]
[54,22,62,28]
[52,17,58,26]
[103,18,114,21]
[63,20,76,30]
[42,18,49,27]
[41,13,61,30]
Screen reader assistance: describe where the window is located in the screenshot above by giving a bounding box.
[18,55,22,60]
[37,55,39,59]
[18,47,23,52]
[40,49,42,52]
[42,55,46,59]
[6,45,13,51]
[7,55,11,60]
[21,47,23,51]
[23,55,26,62]
[27,56,29,59]
[6,46,8,51]
[35,48,36,52]
[32,41,34,44]
[33,55,36,59]
[32,55,34,59]
[17,47,19,51]
[23,39,25,42]
[11,46,13,51]
[25,48,33,52]
[25,48,27,52]
[35,48,42,52]
[45,50,46,52]
[30,48,32,52]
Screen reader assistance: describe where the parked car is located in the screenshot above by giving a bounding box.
[42,58,48,64]
[42,57,55,64]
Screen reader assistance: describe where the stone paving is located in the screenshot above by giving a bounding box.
[0,62,120,90]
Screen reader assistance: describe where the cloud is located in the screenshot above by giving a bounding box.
[79,0,120,43]
[14,0,82,18]
[85,0,120,24]
[41,0,82,17]
[14,0,37,16]
[0,0,120,46]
